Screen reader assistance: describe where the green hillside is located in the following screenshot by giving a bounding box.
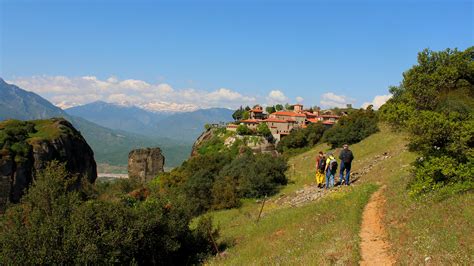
[204,125,473,264]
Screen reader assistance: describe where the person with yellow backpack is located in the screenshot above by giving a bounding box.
[325,152,338,189]
[315,151,326,188]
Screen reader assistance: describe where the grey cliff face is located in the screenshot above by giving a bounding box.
[128,147,165,182]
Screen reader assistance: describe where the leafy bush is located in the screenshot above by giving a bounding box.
[379,47,474,196]
[409,156,473,197]
[0,120,37,164]
[218,153,288,198]
[198,135,225,155]
[236,124,253,135]
[323,108,379,148]
[257,123,272,138]
[277,123,326,153]
[158,148,288,213]
[0,162,217,264]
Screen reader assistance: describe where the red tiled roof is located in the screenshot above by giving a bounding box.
[271,111,306,117]
[305,112,318,117]
[307,118,320,123]
[264,118,296,123]
[240,119,260,123]
[322,120,336,125]
[226,124,239,128]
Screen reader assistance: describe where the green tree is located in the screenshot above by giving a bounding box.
[323,108,379,148]
[0,162,218,264]
[242,111,250,120]
[275,104,284,111]
[257,123,272,138]
[379,47,474,196]
[232,106,244,121]
[236,124,252,135]
[266,106,276,114]
[218,153,288,198]
[276,123,327,153]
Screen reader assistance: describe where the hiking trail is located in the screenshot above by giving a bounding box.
[271,152,391,207]
[359,185,394,266]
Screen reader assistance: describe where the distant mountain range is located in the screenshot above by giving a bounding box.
[65,101,233,141]
[65,101,170,137]
[0,78,192,168]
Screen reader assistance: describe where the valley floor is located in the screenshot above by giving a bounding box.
[204,125,474,265]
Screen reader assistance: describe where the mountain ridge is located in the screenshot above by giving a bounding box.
[0,78,191,167]
[66,100,233,141]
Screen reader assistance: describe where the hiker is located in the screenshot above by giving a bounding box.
[325,152,338,189]
[339,144,354,185]
[315,151,326,188]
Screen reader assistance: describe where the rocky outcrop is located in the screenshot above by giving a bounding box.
[190,128,215,157]
[0,118,97,212]
[241,136,278,155]
[128,148,165,182]
[191,128,279,157]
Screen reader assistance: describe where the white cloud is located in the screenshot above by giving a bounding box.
[207,88,255,102]
[361,94,392,110]
[296,96,304,103]
[267,90,288,104]
[319,92,356,108]
[7,75,258,112]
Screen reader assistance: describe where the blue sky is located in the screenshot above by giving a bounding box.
[1,0,473,111]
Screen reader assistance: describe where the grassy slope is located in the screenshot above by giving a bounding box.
[382,151,474,264]
[205,125,474,265]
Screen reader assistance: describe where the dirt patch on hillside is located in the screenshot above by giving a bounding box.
[359,186,394,266]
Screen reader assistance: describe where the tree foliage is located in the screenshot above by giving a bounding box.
[159,150,288,214]
[236,124,253,135]
[257,123,272,138]
[275,104,284,111]
[277,123,326,153]
[0,162,217,264]
[379,47,474,196]
[323,108,379,148]
[265,106,276,114]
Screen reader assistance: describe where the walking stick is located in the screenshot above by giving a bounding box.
[256,194,267,223]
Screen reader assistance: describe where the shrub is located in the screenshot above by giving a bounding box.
[277,123,326,153]
[379,46,474,196]
[218,153,288,198]
[198,135,225,155]
[257,123,272,138]
[211,175,240,209]
[323,108,379,148]
[0,162,218,264]
[236,124,252,135]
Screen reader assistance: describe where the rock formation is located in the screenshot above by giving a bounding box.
[245,137,278,155]
[191,127,278,157]
[0,118,97,212]
[190,128,215,157]
[128,148,165,182]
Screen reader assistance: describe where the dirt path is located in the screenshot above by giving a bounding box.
[359,185,395,266]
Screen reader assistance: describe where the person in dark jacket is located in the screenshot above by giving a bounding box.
[339,144,354,185]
